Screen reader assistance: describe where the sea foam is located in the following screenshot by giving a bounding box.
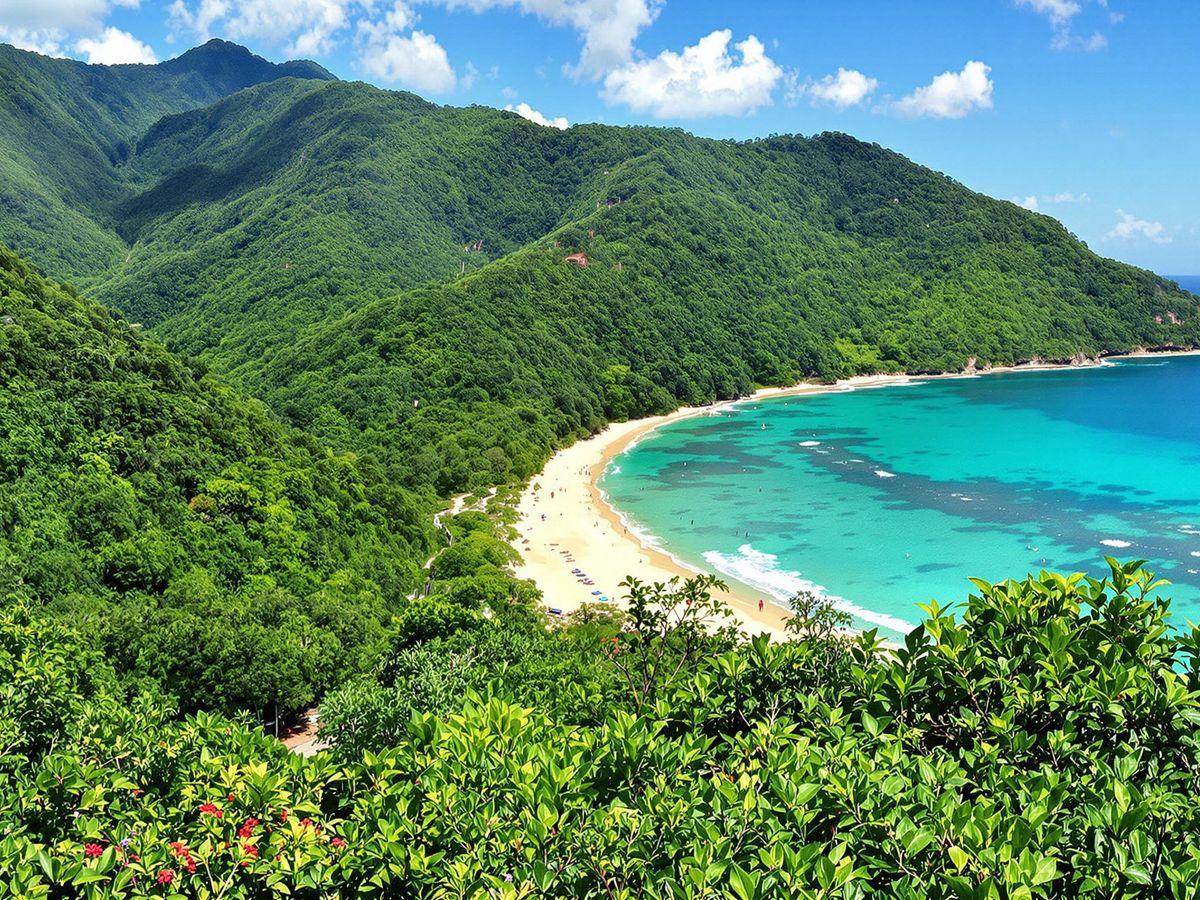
[702,544,917,634]
[1100,539,1133,548]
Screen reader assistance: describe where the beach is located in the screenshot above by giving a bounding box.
[512,350,1200,637]
[511,374,914,637]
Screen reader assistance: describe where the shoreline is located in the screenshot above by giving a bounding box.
[511,348,1200,636]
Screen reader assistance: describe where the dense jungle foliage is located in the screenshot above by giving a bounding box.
[0,244,432,716]
[3,559,1200,897]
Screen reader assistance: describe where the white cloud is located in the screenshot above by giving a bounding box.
[895,60,993,119]
[75,25,157,63]
[432,0,662,79]
[1052,28,1107,51]
[808,67,878,108]
[1016,0,1081,26]
[0,27,67,56]
[169,0,362,56]
[504,101,568,128]
[602,29,782,119]
[1047,191,1089,203]
[461,60,478,90]
[1018,0,1111,52]
[1013,191,1091,210]
[1,0,119,32]
[358,28,456,93]
[0,1,148,61]
[1108,210,1171,244]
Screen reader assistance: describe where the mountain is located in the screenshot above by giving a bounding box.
[1,47,1195,497]
[0,39,333,279]
[0,242,430,714]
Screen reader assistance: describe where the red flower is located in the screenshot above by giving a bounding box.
[131,788,143,797]
[299,818,313,829]
[237,817,259,839]
[156,869,175,885]
[279,809,289,822]
[227,792,236,802]
[330,837,346,849]
[242,843,259,858]
[199,802,223,818]
[169,841,197,873]
[84,843,104,859]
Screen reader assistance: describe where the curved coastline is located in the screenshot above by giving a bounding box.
[512,350,1200,636]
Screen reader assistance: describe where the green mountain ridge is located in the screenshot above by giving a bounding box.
[0,39,333,278]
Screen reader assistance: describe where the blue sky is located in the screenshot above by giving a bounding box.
[3,1,1197,273]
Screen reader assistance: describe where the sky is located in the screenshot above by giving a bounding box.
[2,1,1197,274]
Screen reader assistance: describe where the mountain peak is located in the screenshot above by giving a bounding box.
[159,39,335,91]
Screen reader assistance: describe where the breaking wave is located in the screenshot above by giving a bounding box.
[702,544,917,635]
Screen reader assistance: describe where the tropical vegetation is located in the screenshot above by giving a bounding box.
[2,38,1200,896]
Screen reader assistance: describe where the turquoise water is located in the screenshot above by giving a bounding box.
[601,356,1200,640]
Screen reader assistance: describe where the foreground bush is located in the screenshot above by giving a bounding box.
[3,560,1199,897]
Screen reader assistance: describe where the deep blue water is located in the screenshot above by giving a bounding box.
[1169,275,1200,295]
[602,356,1200,639]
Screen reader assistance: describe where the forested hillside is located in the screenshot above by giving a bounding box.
[0,243,431,716]
[0,40,332,278]
[1,44,1196,500]
[243,131,1200,492]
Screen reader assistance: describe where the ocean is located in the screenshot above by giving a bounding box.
[600,355,1200,640]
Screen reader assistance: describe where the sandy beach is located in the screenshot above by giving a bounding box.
[511,374,919,637]
[512,350,1200,636]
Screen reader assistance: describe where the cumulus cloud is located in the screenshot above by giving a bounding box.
[1,0,132,32]
[0,27,67,56]
[504,101,568,129]
[1108,210,1171,244]
[894,60,993,119]
[808,67,878,108]
[75,25,157,63]
[358,28,456,92]
[169,0,361,56]
[1015,195,1040,211]
[1,0,141,56]
[431,0,662,79]
[602,29,782,119]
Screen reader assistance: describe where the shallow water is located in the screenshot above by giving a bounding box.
[601,356,1200,640]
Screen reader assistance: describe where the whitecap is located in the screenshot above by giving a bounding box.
[1190,551,1200,558]
[1100,539,1133,548]
[799,440,822,447]
[702,544,917,634]
[874,470,896,479]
